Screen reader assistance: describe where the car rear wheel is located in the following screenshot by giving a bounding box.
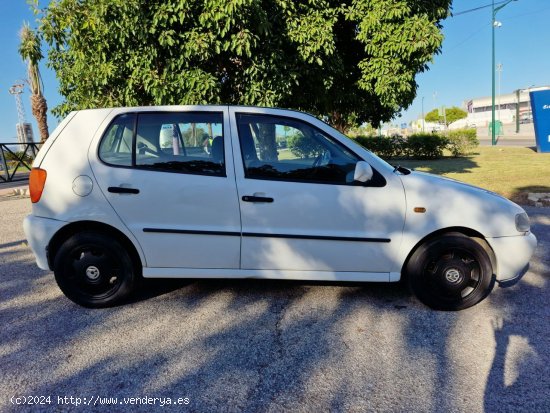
[54,232,136,308]
[406,235,494,311]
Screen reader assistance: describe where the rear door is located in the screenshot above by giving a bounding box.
[89,107,242,269]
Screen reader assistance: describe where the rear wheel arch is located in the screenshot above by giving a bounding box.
[48,221,144,273]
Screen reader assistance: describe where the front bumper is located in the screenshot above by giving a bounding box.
[487,232,537,283]
[23,215,67,270]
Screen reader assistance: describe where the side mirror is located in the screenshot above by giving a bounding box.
[354,161,373,183]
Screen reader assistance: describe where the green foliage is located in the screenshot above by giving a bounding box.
[354,133,450,159]
[287,134,324,158]
[425,106,467,126]
[424,109,439,123]
[19,21,50,142]
[347,123,377,138]
[446,128,478,157]
[181,127,208,147]
[354,135,407,158]
[19,23,43,96]
[407,133,448,159]
[18,23,43,65]
[33,0,451,130]
[3,151,34,164]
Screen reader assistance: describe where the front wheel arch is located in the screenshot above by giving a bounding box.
[401,227,497,281]
[404,230,496,310]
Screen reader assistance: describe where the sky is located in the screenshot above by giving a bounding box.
[0,0,549,141]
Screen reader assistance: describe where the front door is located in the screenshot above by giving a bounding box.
[90,107,241,269]
[230,108,406,276]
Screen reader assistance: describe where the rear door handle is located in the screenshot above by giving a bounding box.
[242,195,274,203]
[108,186,140,194]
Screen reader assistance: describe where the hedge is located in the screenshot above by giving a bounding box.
[354,135,407,159]
[354,129,478,160]
[407,133,448,159]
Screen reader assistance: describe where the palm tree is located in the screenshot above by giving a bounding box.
[18,23,49,143]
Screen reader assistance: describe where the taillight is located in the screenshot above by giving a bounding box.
[29,168,47,203]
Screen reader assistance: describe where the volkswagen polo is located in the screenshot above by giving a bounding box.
[23,106,537,310]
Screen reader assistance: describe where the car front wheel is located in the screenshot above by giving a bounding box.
[406,235,494,311]
[53,232,136,308]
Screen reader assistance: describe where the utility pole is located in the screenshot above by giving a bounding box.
[497,63,502,123]
[515,88,520,133]
[9,82,32,152]
[9,83,27,138]
[491,0,517,145]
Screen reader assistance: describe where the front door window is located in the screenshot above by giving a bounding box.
[236,113,360,185]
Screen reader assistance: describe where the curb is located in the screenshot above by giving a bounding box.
[0,186,29,198]
[527,193,550,207]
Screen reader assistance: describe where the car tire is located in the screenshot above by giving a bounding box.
[53,231,137,308]
[406,234,494,311]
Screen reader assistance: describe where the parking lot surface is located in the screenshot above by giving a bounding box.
[1,197,548,412]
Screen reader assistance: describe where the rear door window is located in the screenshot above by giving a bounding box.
[135,112,225,176]
[99,112,226,176]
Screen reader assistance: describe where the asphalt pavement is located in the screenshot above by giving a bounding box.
[1,198,548,412]
[478,137,536,147]
[478,139,536,147]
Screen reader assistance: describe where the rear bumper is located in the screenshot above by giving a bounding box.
[487,232,537,282]
[23,215,67,270]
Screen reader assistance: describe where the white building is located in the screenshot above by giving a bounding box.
[16,122,34,152]
[464,85,550,126]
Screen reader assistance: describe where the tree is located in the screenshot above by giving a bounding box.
[34,0,451,132]
[425,106,467,126]
[18,22,49,143]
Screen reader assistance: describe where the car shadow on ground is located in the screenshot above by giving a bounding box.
[130,277,412,308]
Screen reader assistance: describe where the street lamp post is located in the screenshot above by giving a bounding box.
[422,96,426,132]
[491,0,517,146]
[497,63,502,122]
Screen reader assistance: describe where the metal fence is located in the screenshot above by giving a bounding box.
[0,142,42,183]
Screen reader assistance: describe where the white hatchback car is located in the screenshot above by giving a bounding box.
[24,106,537,310]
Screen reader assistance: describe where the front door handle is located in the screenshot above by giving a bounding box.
[242,195,274,203]
[108,186,140,194]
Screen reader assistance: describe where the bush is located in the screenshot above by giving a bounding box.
[446,128,479,157]
[407,133,449,159]
[354,132,472,160]
[3,150,34,163]
[354,135,406,159]
[287,134,324,158]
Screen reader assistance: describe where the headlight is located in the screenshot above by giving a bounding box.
[515,212,530,232]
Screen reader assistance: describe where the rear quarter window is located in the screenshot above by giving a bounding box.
[98,114,135,166]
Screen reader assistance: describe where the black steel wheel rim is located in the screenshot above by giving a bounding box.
[64,242,124,300]
[422,246,482,302]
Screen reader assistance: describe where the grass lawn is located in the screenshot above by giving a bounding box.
[396,147,550,204]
